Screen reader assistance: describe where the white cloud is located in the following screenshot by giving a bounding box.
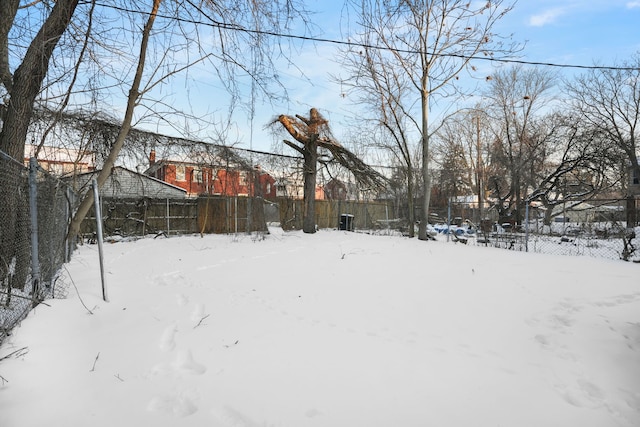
[528,7,567,27]
[627,1,640,9]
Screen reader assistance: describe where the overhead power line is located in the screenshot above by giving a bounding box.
[96,2,640,71]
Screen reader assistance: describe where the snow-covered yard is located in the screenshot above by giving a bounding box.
[1,227,639,426]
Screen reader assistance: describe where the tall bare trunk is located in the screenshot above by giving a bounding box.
[406,164,415,238]
[302,136,318,234]
[418,87,431,240]
[0,0,79,289]
[67,0,161,241]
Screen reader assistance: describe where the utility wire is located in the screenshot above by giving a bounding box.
[94,2,640,72]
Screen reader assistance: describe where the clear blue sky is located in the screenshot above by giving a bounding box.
[495,0,639,66]
[144,0,640,155]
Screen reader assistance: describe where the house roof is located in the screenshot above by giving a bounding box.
[144,145,254,174]
[24,144,95,166]
[69,166,187,199]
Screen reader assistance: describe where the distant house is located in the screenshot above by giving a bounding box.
[629,163,640,196]
[70,166,187,199]
[324,178,347,200]
[145,150,276,199]
[547,202,625,223]
[324,177,381,202]
[275,176,325,200]
[24,144,95,176]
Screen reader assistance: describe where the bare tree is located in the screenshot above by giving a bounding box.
[485,65,557,224]
[433,123,473,200]
[433,106,493,223]
[1,0,313,290]
[67,0,163,240]
[565,55,640,198]
[0,0,81,161]
[338,43,420,236]
[527,115,618,226]
[342,0,519,240]
[275,109,327,233]
[274,108,386,233]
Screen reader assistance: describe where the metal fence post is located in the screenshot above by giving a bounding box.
[166,198,170,235]
[446,197,451,242]
[92,178,108,302]
[385,203,389,233]
[525,201,530,252]
[28,158,41,303]
[65,186,73,262]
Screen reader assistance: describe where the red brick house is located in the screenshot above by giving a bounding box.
[145,150,276,199]
[324,178,348,200]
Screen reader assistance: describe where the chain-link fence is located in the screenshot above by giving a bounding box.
[521,199,636,261]
[438,199,639,262]
[0,151,75,345]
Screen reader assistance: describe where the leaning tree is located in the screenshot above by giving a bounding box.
[274,108,386,233]
[1,0,313,291]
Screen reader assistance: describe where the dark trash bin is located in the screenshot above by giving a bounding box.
[339,214,354,231]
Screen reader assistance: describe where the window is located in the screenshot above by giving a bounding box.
[193,167,202,183]
[239,172,248,186]
[49,163,64,176]
[175,164,185,181]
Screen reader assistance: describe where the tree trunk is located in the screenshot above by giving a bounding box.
[0,0,79,160]
[0,0,79,290]
[626,196,638,228]
[406,165,415,238]
[418,87,432,240]
[542,201,554,227]
[302,135,318,233]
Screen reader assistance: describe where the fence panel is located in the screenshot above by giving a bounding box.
[36,166,76,288]
[80,196,272,238]
[198,196,267,234]
[524,198,635,261]
[448,198,640,261]
[278,198,394,232]
[1,153,75,345]
[80,198,200,237]
[0,152,31,344]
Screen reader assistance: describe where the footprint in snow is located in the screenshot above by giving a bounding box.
[154,271,185,287]
[159,322,178,352]
[176,293,189,307]
[174,349,207,375]
[210,405,261,427]
[147,393,198,417]
[190,303,206,321]
[558,378,606,409]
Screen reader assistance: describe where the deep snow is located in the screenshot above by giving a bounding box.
[1,227,639,426]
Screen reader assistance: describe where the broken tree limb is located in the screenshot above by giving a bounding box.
[283,139,304,155]
[0,346,28,362]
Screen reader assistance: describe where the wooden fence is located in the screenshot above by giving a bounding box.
[197,196,267,234]
[80,196,395,237]
[278,199,394,231]
[82,198,199,236]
